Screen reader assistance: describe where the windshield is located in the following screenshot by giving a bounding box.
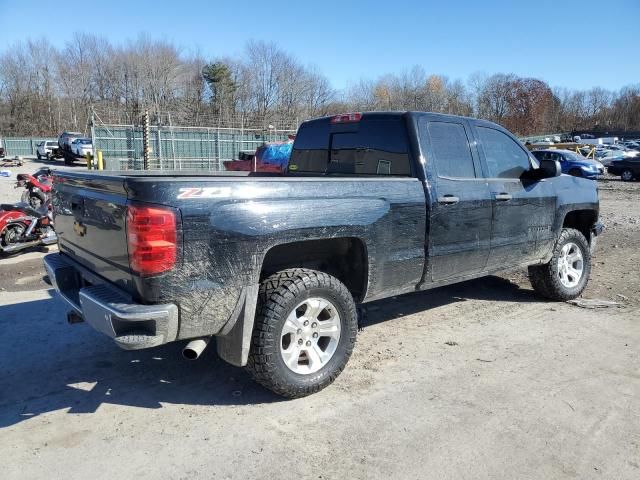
[562,151,589,162]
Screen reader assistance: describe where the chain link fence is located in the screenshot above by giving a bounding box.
[1,137,58,156]
[92,124,296,170]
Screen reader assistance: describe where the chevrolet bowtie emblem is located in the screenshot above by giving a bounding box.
[73,221,87,237]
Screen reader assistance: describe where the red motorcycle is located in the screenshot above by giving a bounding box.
[16,167,52,209]
[0,200,57,255]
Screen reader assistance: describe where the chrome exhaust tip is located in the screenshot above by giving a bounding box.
[182,337,211,360]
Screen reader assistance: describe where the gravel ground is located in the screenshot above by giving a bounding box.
[0,172,638,480]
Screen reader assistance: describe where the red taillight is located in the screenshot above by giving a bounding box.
[126,204,177,276]
[330,112,362,124]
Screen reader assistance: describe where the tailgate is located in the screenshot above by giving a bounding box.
[53,172,132,289]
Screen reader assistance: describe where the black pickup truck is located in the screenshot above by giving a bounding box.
[45,112,603,397]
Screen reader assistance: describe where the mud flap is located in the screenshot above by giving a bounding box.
[590,222,604,254]
[215,284,259,367]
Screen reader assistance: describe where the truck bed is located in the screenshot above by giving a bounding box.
[52,169,427,340]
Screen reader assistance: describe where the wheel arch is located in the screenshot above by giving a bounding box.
[260,237,369,302]
[562,209,597,244]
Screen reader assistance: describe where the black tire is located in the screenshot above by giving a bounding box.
[528,228,591,301]
[621,169,634,182]
[568,168,582,178]
[246,268,358,398]
[1,222,27,251]
[37,152,42,160]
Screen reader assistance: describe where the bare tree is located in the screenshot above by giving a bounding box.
[244,40,288,118]
[1,35,639,136]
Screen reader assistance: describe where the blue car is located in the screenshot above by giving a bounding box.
[532,149,605,179]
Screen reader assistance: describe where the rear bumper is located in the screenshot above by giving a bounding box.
[44,253,178,350]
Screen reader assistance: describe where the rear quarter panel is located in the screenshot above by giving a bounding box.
[126,176,427,339]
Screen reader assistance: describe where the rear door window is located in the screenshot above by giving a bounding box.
[422,121,476,178]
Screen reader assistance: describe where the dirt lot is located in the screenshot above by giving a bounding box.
[0,171,638,480]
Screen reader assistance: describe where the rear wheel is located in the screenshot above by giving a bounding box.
[621,169,634,182]
[1,223,27,250]
[528,228,591,301]
[246,268,358,398]
[36,152,42,160]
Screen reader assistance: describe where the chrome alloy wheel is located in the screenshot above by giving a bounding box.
[557,242,584,288]
[280,297,341,375]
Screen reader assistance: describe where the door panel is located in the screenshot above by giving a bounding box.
[429,178,492,280]
[473,124,557,269]
[486,179,556,267]
[419,117,492,282]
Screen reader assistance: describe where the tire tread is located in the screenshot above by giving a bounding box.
[528,228,591,301]
[246,268,357,398]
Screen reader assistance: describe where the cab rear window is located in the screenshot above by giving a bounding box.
[290,118,411,176]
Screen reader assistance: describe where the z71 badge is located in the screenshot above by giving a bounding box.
[177,187,232,199]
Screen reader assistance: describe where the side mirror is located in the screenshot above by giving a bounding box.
[539,159,561,178]
[522,159,561,180]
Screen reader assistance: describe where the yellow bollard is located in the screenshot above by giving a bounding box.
[86,152,93,170]
[97,150,104,170]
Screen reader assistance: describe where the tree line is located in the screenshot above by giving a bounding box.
[1,33,639,137]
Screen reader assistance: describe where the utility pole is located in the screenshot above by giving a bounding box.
[142,109,150,170]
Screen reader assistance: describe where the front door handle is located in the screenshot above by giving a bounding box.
[494,193,512,201]
[438,195,460,205]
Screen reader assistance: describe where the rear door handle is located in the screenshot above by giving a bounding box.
[438,195,460,205]
[494,193,512,201]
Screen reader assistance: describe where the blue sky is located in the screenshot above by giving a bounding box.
[1,0,638,92]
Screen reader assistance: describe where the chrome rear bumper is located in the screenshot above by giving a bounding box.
[44,253,178,350]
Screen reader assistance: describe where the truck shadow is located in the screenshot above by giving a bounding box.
[360,274,541,328]
[0,275,540,427]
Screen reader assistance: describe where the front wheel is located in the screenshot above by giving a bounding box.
[37,152,42,160]
[528,228,591,300]
[621,169,634,182]
[246,268,358,398]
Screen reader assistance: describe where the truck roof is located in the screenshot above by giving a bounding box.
[302,111,502,129]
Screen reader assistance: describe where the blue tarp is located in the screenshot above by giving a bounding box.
[257,142,293,167]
